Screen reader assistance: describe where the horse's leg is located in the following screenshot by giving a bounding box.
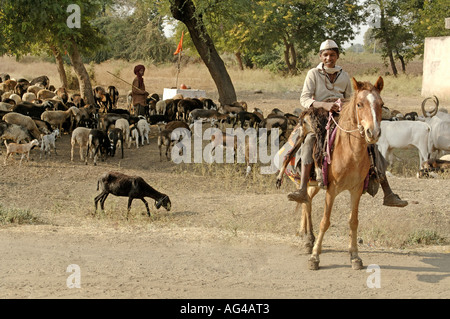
[309,189,335,270]
[298,186,320,253]
[349,190,363,270]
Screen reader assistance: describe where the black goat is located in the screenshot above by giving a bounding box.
[108,86,119,109]
[234,111,262,129]
[86,129,113,165]
[148,114,170,125]
[94,171,171,218]
[108,128,124,158]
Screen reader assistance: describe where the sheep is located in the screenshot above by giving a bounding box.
[30,75,50,89]
[22,92,37,103]
[137,117,151,145]
[155,99,167,115]
[3,79,17,92]
[94,171,171,219]
[9,93,22,105]
[0,102,12,111]
[37,89,56,100]
[14,81,29,97]
[40,128,60,158]
[99,113,128,131]
[71,127,91,162]
[108,86,119,109]
[2,112,42,140]
[0,121,32,144]
[108,128,124,158]
[69,93,85,108]
[32,118,52,136]
[27,84,44,96]
[4,139,39,166]
[12,101,48,118]
[157,129,173,161]
[164,120,190,132]
[86,129,112,165]
[55,87,69,104]
[129,124,140,149]
[233,111,262,129]
[115,118,131,148]
[40,107,77,132]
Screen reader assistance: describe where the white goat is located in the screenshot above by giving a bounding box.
[129,124,140,149]
[115,118,131,148]
[137,118,151,145]
[4,139,40,166]
[3,112,42,140]
[40,128,60,158]
[40,107,77,132]
[71,127,91,162]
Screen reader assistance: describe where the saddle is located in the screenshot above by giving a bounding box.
[281,99,377,194]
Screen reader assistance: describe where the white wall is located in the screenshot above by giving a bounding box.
[422,36,450,101]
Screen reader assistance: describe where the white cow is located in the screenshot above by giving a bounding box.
[377,120,432,167]
[418,114,450,158]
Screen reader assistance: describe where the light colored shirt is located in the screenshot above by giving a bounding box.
[300,63,352,108]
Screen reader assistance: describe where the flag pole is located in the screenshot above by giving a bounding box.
[174,31,184,89]
[175,50,181,89]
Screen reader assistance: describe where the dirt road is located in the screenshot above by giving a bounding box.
[0,93,449,299]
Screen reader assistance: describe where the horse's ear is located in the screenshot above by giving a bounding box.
[351,77,364,91]
[374,76,384,92]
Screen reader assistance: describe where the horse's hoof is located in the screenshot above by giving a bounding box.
[351,258,363,270]
[308,256,320,270]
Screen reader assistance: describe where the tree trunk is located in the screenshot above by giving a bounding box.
[170,0,237,106]
[235,51,244,71]
[50,45,68,88]
[380,7,398,77]
[67,40,94,105]
[283,38,297,75]
[387,49,398,76]
[396,50,406,73]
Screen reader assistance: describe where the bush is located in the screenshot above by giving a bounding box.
[403,229,447,246]
[0,204,41,225]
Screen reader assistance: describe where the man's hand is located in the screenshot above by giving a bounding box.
[313,101,339,112]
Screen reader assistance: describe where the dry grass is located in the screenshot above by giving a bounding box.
[1,54,449,249]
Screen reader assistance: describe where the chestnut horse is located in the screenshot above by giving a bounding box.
[278,77,384,270]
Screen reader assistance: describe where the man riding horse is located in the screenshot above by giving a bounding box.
[287,39,407,208]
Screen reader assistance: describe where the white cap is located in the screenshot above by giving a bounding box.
[320,39,339,51]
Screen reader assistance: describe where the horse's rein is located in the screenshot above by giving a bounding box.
[329,100,365,137]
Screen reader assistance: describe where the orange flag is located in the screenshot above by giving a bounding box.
[174,31,184,55]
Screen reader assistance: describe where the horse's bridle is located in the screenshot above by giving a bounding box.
[330,103,365,137]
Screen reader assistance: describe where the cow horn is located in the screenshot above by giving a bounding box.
[421,95,439,117]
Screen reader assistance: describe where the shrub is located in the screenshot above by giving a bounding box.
[0,204,41,225]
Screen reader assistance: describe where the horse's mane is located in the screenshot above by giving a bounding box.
[339,81,376,124]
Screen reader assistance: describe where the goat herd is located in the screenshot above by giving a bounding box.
[0,72,305,217]
[1,73,450,215]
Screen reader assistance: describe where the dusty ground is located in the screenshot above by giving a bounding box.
[0,90,449,300]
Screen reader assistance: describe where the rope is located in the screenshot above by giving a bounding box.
[330,103,364,136]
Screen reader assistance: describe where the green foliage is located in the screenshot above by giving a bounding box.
[0,0,105,57]
[89,1,176,64]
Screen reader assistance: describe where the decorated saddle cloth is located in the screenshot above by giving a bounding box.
[277,104,371,192]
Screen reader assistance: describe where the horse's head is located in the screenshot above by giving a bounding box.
[351,76,384,144]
